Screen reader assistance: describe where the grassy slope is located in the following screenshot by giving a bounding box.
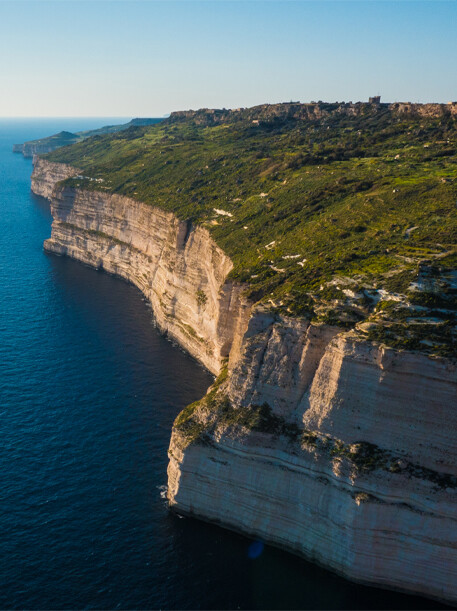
[45,103,457,356]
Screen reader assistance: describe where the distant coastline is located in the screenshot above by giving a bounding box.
[13,117,163,158]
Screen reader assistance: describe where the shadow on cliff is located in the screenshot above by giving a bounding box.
[167,512,452,610]
[55,186,78,223]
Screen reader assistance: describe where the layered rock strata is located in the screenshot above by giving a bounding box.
[32,158,457,605]
[32,158,82,200]
[168,317,457,605]
[32,159,247,375]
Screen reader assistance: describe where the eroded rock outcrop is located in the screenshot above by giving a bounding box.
[32,158,81,200]
[33,157,457,605]
[168,311,457,605]
[302,333,457,475]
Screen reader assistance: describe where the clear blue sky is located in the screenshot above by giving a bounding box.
[0,0,456,117]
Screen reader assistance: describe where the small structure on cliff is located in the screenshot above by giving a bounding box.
[369,96,381,104]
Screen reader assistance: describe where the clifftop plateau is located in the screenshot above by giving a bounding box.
[44,100,457,359]
[167,100,457,126]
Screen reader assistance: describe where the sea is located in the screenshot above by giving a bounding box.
[0,119,448,610]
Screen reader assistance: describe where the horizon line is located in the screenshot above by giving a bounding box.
[1,99,457,119]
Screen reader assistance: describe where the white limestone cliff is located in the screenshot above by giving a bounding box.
[32,158,81,199]
[32,158,457,605]
[32,159,248,374]
[168,314,457,605]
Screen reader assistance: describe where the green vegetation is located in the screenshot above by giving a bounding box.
[175,391,300,447]
[196,289,208,307]
[30,130,80,148]
[45,102,457,356]
[174,371,457,489]
[173,364,228,446]
[217,401,302,440]
[173,360,301,446]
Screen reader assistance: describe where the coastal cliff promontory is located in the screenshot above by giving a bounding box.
[32,102,457,604]
[32,159,247,375]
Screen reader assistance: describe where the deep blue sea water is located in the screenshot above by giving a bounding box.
[0,119,448,610]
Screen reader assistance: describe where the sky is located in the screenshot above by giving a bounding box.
[0,0,456,117]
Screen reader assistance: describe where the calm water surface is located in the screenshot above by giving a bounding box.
[0,119,447,610]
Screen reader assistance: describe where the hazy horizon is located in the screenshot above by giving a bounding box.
[1,96,456,121]
[1,0,456,117]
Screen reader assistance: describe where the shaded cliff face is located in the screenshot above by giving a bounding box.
[33,157,457,605]
[168,426,457,604]
[32,159,248,375]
